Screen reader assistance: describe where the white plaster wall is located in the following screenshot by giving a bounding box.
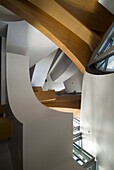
[6,20,57,67]
[53,159,84,170]
[50,53,72,81]
[6,53,81,170]
[80,71,114,170]
[26,23,57,67]
[6,21,28,56]
[32,50,57,87]
[43,75,65,91]
[43,62,78,91]
[64,69,83,93]
[54,62,77,83]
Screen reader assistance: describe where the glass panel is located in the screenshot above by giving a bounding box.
[106,54,114,71]
[73,118,96,170]
[96,59,106,70]
[104,36,114,52]
[74,139,82,147]
[97,31,114,55]
[73,145,92,162]
[73,130,80,135]
[73,118,80,127]
[78,160,84,165]
[96,54,114,72]
[73,155,79,161]
[92,26,114,72]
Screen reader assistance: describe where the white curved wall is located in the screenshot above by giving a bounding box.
[64,69,83,93]
[43,60,79,91]
[80,71,114,170]
[6,20,57,67]
[6,21,28,56]
[53,62,77,83]
[6,52,81,170]
[43,62,80,92]
[50,53,72,81]
[32,49,57,87]
[43,75,65,91]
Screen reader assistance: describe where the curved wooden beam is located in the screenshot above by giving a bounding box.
[28,0,100,50]
[55,0,114,33]
[0,0,93,73]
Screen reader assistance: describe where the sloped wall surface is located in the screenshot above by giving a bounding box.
[32,50,57,87]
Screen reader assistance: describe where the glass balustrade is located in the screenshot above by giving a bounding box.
[73,118,96,170]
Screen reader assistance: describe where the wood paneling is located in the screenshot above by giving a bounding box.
[33,86,43,92]
[33,87,81,108]
[43,94,81,109]
[34,90,56,102]
[0,0,94,73]
[28,0,100,50]
[55,0,114,33]
[0,105,6,114]
[0,118,11,140]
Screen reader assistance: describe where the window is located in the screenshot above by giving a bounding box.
[88,21,114,74]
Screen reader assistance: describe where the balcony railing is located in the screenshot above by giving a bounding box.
[73,118,96,170]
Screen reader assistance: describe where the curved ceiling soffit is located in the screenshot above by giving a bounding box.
[0,5,21,21]
[0,0,99,73]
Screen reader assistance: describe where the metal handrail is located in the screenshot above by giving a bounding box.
[89,46,114,66]
[73,118,96,169]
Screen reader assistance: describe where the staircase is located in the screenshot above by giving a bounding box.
[73,118,96,170]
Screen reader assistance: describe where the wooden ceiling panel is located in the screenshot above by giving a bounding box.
[0,0,93,73]
[55,0,114,33]
[27,0,100,50]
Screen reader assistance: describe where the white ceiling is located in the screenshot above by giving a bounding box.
[0,5,21,21]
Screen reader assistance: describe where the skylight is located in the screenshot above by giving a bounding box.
[88,21,114,73]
